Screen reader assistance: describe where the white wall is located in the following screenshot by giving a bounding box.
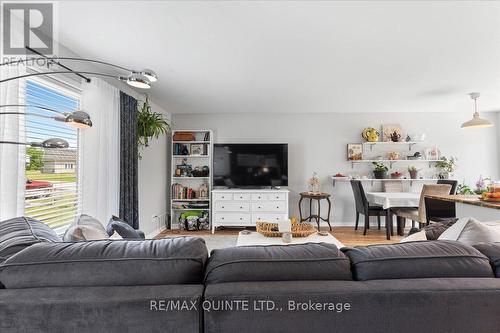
[172,112,499,226]
[137,100,171,237]
[111,83,172,237]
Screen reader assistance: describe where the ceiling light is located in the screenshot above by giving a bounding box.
[127,73,151,89]
[65,111,93,129]
[461,92,494,129]
[30,138,69,148]
[138,69,158,82]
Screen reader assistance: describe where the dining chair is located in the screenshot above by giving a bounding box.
[392,184,452,230]
[437,179,458,194]
[350,180,386,235]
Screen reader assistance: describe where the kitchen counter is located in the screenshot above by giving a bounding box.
[425,195,500,221]
[426,195,500,210]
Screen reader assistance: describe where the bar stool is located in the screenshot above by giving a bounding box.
[298,192,332,231]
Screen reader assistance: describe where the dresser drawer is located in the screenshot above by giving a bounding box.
[253,214,288,223]
[214,213,251,225]
[251,193,268,201]
[269,192,287,201]
[251,201,287,212]
[215,202,250,212]
[233,193,250,201]
[213,193,233,201]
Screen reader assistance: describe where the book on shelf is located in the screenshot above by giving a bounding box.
[171,183,209,200]
[173,143,208,156]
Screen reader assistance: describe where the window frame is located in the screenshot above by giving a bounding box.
[23,76,83,234]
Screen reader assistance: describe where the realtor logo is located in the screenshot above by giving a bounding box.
[2,2,53,55]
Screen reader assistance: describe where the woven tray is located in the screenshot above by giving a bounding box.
[256,221,317,237]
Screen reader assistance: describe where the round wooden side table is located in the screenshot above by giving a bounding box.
[298,192,332,231]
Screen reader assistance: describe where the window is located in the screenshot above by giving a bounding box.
[24,80,81,232]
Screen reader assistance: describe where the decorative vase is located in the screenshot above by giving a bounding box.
[307,172,321,193]
[409,170,418,179]
[439,171,449,179]
[308,183,320,193]
[373,171,387,179]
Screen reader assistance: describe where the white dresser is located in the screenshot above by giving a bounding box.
[211,189,290,233]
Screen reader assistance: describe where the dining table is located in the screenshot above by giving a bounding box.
[365,192,421,239]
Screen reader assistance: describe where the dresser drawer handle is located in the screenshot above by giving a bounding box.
[276,206,279,209]
[258,196,261,199]
[258,206,261,209]
[221,206,225,209]
[239,217,243,220]
[240,206,243,209]
[221,217,225,220]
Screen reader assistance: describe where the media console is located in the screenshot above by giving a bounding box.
[211,189,290,233]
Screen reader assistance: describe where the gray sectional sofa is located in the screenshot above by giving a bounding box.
[1,216,500,333]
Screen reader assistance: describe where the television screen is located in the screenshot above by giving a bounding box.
[213,144,288,187]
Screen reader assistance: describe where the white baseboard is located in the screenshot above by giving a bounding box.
[146,227,166,239]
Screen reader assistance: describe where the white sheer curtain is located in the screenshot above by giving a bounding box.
[80,78,120,225]
[0,66,26,221]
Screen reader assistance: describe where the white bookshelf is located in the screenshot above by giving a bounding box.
[170,130,213,230]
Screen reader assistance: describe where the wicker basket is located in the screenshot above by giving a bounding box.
[256,221,317,238]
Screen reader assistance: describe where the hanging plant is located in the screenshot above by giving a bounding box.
[137,97,170,156]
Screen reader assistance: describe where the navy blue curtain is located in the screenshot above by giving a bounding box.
[119,91,139,229]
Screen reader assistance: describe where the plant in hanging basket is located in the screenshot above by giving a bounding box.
[137,97,170,157]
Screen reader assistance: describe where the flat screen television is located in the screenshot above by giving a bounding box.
[213,143,288,188]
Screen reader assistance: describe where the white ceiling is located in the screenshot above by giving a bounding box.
[56,1,500,114]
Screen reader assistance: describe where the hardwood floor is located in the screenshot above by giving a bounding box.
[156,226,404,247]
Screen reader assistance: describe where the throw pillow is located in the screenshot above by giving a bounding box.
[0,216,61,259]
[425,218,458,240]
[438,217,500,245]
[400,230,427,243]
[77,214,107,233]
[106,216,144,239]
[62,224,110,242]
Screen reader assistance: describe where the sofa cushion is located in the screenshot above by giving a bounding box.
[343,240,494,281]
[473,243,500,277]
[0,237,208,288]
[438,218,500,245]
[106,216,145,239]
[0,217,61,260]
[204,243,352,284]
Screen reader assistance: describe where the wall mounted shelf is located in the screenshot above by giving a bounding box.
[349,159,440,169]
[331,176,442,186]
[362,141,423,151]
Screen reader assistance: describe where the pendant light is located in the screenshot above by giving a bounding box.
[461,92,494,129]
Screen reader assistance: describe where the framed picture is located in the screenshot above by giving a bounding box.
[190,144,204,155]
[347,144,363,161]
[425,147,441,160]
[382,124,403,142]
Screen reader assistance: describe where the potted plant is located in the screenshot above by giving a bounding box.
[457,183,474,195]
[436,156,457,179]
[408,166,419,179]
[372,162,388,179]
[137,97,170,156]
[474,176,492,195]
